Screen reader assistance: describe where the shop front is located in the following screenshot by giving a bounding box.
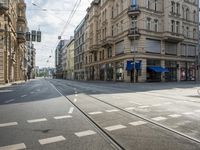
[115,61,124,81]
[165,61,177,81]
[180,62,196,81]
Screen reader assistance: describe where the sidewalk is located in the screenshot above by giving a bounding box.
[0,80,26,89]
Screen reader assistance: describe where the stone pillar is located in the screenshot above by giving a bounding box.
[124,59,131,82]
[138,59,147,82]
[161,60,165,82]
[124,37,131,53]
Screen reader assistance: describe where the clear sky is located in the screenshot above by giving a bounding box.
[25,0,91,68]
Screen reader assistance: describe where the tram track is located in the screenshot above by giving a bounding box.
[49,80,200,147]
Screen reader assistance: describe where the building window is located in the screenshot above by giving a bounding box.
[155,0,157,11]
[154,19,158,32]
[176,21,180,33]
[171,20,175,32]
[171,1,175,13]
[112,25,114,36]
[186,8,189,20]
[193,10,196,22]
[186,27,189,37]
[176,3,180,15]
[146,0,150,9]
[131,17,136,29]
[146,18,151,30]
[193,28,196,39]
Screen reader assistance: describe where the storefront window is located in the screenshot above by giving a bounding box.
[115,61,124,81]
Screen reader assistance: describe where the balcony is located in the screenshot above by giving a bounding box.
[128,28,140,39]
[0,1,9,15]
[18,15,26,24]
[101,37,113,48]
[128,5,140,16]
[17,31,26,43]
[89,44,99,53]
[163,31,184,42]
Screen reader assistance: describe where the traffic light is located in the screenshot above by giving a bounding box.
[37,31,41,42]
[31,30,36,41]
[26,32,31,41]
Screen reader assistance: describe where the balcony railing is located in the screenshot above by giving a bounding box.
[128,5,140,16]
[163,31,184,42]
[0,1,9,15]
[128,28,140,39]
[17,31,26,43]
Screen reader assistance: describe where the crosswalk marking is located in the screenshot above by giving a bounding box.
[104,125,127,131]
[39,136,66,145]
[75,130,96,137]
[0,122,18,128]
[129,121,147,126]
[152,117,167,121]
[0,143,26,150]
[27,118,47,123]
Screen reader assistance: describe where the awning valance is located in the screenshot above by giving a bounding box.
[147,66,169,73]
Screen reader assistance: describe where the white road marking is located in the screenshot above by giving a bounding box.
[163,102,172,105]
[182,112,194,115]
[152,117,167,121]
[0,143,26,150]
[36,89,40,92]
[39,136,66,145]
[129,101,142,105]
[104,125,127,131]
[75,130,96,137]
[138,105,150,109]
[30,92,35,94]
[88,111,103,115]
[75,94,78,97]
[168,114,182,118]
[129,121,147,126]
[0,122,18,128]
[27,118,47,123]
[105,109,120,113]
[21,95,26,98]
[152,104,162,107]
[74,98,77,102]
[194,110,200,112]
[54,115,72,120]
[68,107,74,114]
[124,107,135,110]
[4,99,15,104]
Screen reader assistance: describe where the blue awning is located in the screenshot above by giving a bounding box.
[147,66,169,73]
[126,61,134,71]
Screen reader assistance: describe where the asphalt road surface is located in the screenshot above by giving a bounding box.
[0,78,200,150]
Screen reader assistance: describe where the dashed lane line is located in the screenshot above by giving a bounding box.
[68,107,74,114]
[104,125,127,131]
[88,111,103,115]
[20,95,27,98]
[105,109,120,113]
[39,136,66,145]
[129,121,147,126]
[138,105,150,109]
[75,130,96,137]
[152,117,167,121]
[54,115,72,120]
[152,104,162,107]
[4,99,15,104]
[124,107,135,111]
[27,118,47,123]
[182,112,194,115]
[0,143,26,150]
[168,114,182,118]
[0,122,18,128]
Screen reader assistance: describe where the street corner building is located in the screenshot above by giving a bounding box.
[79,0,199,83]
[0,0,35,84]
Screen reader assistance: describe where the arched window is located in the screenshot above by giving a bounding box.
[193,10,196,22]
[186,8,189,20]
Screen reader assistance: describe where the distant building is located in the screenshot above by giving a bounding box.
[74,19,85,80]
[55,40,68,78]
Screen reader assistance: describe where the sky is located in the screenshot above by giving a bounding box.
[25,0,91,68]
